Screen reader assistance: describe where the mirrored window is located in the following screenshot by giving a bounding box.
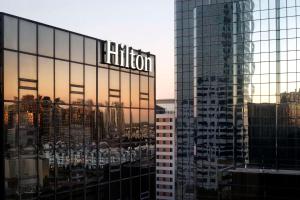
[149,110,155,140]
[131,109,139,140]
[98,107,109,140]
[20,53,37,80]
[85,66,96,105]
[4,102,18,198]
[4,16,18,50]
[38,57,54,100]
[121,72,130,107]
[71,34,83,62]
[38,25,54,57]
[109,69,120,106]
[121,108,130,142]
[55,30,69,60]
[98,68,108,106]
[85,38,96,65]
[55,60,69,103]
[71,63,83,85]
[140,109,148,141]
[149,78,155,108]
[110,69,119,90]
[131,74,139,108]
[4,51,18,100]
[140,76,149,108]
[20,20,37,53]
[53,105,70,191]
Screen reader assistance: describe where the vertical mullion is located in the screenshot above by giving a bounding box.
[68,32,72,200]
[83,36,86,200]
[36,22,40,200]
[17,18,21,200]
[153,54,156,199]
[107,50,111,200]
[139,72,141,198]
[96,40,99,200]
[0,13,5,200]
[129,65,132,200]
[53,27,57,200]
[118,54,122,198]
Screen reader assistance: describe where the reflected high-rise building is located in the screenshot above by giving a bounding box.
[176,0,300,199]
[0,13,156,200]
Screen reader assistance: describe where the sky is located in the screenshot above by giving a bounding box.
[0,0,174,99]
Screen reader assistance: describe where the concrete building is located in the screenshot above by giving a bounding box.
[156,99,176,200]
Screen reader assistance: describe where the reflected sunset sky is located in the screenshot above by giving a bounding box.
[0,0,175,99]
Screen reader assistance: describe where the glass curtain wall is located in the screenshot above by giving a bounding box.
[176,0,300,199]
[1,13,156,200]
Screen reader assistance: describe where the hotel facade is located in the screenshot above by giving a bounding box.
[0,13,156,200]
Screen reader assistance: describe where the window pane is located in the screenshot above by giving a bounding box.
[99,106,109,140]
[110,69,120,106]
[20,53,37,80]
[141,76,148,93]
[85,106,97,186]
[38,57,54,100]
[55,30,69,60]
[20,20,37,53]
[54,105,70,190]
[149,110,155,139]
[85,38,96,65]
[121,72,130,107]
[131,74,139,108]
[121,108,130,142]
[131,109,139,140]
[149,78,155,108]
[70,105,84,171]
[20,89,37,100]
[98,68,108,106]
[38,25,53,57]
[19,98,38,196]
[140,76,148,108]
[4,51,18,100]
[4,16,18,50]
[4,102,19,198]
[85,66,96,105]
[110,69,119,90]
[140,109,148,142]
[71,63,83,85]
[55,60,69,103]
[71,34,83,62]
[39,99,55,193]
[108,106,120,141]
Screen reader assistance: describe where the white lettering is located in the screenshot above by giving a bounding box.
[104,41,152,72]
[125,46,130,68]
[144,56,152,72]
[130,49,136,69]
[136,55,144,71]
[106,41,119,65]
[119,44,126,66]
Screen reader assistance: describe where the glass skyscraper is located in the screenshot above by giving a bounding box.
[0,13,156,200]
[176,0,300,199]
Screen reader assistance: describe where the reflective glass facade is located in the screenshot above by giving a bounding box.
[176,0,300,199]
[0,13,156,200]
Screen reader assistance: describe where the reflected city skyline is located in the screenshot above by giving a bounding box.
[176,0,300,199]
[1,12,156,200]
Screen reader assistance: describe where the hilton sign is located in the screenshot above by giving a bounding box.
[103,41,153,72]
